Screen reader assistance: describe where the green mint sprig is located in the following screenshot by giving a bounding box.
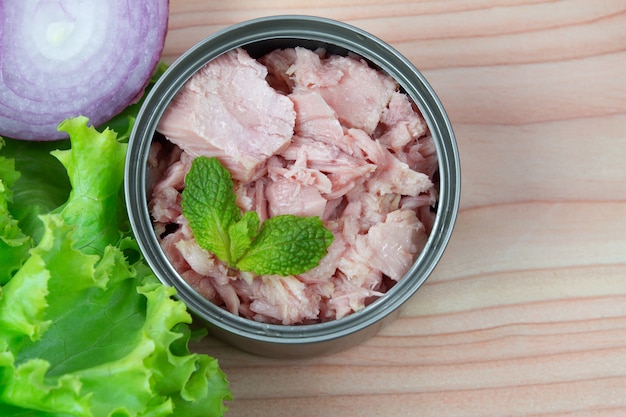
[181,156,334,276]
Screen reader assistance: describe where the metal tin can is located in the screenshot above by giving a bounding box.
[125,15,460,358]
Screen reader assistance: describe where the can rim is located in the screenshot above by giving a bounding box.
[125,15,460,345]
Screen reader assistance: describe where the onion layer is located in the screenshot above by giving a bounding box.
[0,0,169,141]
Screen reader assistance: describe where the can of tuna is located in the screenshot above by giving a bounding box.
[125,15,460,358]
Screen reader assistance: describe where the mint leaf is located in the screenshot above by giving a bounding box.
[229,211,260,263]
[182,156,241,266]
[236,215,334,276]
[182,156,334,276]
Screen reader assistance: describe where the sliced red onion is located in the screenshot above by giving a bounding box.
[0,0,169,141]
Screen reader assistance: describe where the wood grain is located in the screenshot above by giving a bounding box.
[168,1,626,415]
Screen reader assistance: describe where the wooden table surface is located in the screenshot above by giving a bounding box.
[166,1,626,416]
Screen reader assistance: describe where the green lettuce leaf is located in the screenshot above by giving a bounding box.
[0,138,70,245]
[52,117,127,255]
[0,139,32,285]
[0,116,231,416]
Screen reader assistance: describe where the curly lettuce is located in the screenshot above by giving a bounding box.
[0,117,231,416]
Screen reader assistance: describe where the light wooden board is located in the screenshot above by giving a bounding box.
[167,1,626,415]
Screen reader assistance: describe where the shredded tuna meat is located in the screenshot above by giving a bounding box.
[149,47,439,325]
[157,48,296,182]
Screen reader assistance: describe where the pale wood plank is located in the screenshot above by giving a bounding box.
[171,1,626,415]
